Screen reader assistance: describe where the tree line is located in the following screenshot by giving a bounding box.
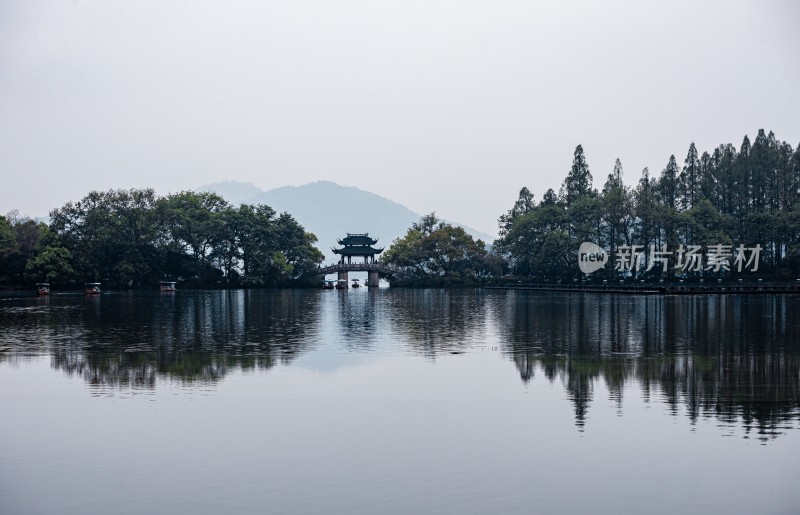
[4,128,797,289]
[495,129,800,281]
[0,189,323,288]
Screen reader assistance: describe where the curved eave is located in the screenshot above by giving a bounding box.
[332,246,385,255]
[337,238,379,246]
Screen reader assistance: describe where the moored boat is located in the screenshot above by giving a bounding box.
[85,282,101,295]
[322,279,336,289]
[36,283,50,296]
[159,280,177,292]
[335,279,348,289]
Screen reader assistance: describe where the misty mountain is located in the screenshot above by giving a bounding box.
[196,180,264,206]
[198,180,495,262]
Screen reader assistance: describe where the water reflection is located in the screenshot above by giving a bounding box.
[496,292,800,440]
[1,289,799,440]
[335,289,380,351]
[0,290,321,388]
[385,289,489,357]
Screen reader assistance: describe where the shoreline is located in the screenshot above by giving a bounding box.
[488,283,800,295]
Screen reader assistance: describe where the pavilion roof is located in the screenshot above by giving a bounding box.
[337,233,379,246]
[332,245,384,255]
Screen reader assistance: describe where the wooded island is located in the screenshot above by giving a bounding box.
[1,129,799,288]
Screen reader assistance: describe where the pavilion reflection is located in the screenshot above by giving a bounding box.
[334,288,380,351]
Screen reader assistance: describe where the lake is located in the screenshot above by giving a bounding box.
[1,288,799,514]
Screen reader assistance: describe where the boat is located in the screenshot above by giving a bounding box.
[322,279,336,289]
[159,280,177,292]
[36,283,50,296]
[85,282,101,295]
[335,279,348,289]
[351,278,361,288]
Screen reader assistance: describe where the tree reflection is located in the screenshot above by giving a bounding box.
[22,290,320,389]
[1,289,798,440]
[384,289,489,357]
[497,291,800,440]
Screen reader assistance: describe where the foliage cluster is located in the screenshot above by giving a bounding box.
[381,213,505,285]
[1,190,323,288]
[495,130,800,281]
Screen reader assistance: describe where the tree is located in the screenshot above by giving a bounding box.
[49,189,161,286]
[658,155,680,210]
[601,159,635,274]
[705,144,737,214]
[221,204,323,286]
[0,215,18,285]
[632,168,662,271]
[499,187,535,237]
[272,212,324,282]
[25,246,74,283]
[0,187,326,288]
[498,130,799,282]
[733,135,752,239]
[686,199,732,249]
[541,188,559,206]
[383,213,500,284]
[561,144,594,206]
[157,191,229,279]
[679,142,702,210]
[498,207,569,279]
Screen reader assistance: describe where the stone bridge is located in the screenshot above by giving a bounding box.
[307,262,409,286]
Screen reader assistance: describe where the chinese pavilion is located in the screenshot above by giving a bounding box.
[332,233,384,264]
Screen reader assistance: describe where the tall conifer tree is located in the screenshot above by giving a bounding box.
[679,142,702,210]
[561,145,594,206]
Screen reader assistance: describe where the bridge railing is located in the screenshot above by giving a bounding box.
[313,263,407,275]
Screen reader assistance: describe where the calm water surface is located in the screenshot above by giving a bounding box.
[1,288,799,514]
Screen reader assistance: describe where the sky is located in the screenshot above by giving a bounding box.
[1,0,799,236]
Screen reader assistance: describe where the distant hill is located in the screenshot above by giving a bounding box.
[196,181,264,206]
[198,180,495,261]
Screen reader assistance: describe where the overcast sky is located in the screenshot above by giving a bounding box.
[2,0,798,235]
